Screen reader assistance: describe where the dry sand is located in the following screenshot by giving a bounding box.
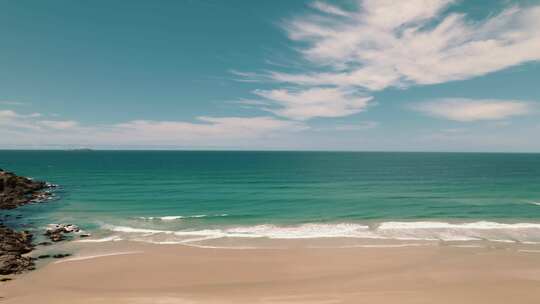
[1,241,540,303]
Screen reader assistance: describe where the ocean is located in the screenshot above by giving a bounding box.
[2,150,540,247]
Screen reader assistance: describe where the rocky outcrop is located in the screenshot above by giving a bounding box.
[1,169,56,275]
[0,225,35,275]
[45,224,80,242]
[0,169,55,209]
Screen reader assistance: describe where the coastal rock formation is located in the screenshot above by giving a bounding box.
[0,169,55,275]
[0,225,34,275]
[0,169,54,209]
[45,224,80,242]
[1,169,76,276]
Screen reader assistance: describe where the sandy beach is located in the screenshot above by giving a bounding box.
[2,242,540,303]
[2,0,540,301]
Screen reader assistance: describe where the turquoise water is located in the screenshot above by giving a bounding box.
[2,151,540,244]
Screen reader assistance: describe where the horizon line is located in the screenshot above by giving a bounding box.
[0,148,539,154]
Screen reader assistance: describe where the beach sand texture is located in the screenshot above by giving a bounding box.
[2,242,540,303]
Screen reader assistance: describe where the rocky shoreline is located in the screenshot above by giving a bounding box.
[0,169,56,276]
[0,169,56,210]
[0,226,35,275]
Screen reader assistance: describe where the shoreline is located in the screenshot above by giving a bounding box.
[0,169,57,276]
[86,218,540,248]
[2,163,540,302]
[2,241,540,303]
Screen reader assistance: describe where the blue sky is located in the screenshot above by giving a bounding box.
[1,0,539,151]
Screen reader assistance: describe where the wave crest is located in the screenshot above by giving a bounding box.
[137,214,229,221]
[89,221,540,245]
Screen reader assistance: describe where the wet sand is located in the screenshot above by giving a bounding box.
[1,241,540,303]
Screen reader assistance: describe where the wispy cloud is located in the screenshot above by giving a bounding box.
[113,116,305,142]
[253,87,372,120]
[270,0,540,90]
[333,121,379,131]
[39,120,80,130]
[315,121,379,131]
[309,1,352,17]
[0,100,25,106]
[0,110,40,119]
[0,109,306,147]
[0,110,78,132]
[233,0,540,123]
[412,98,535,121]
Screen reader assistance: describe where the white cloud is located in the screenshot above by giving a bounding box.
[39,120,79,130]
[412,98,534,121]
[0,110,40,119]
[229,70,268,83]
[0,100,25,106]
[315,121,379,131]
[333,121,379,131]
[0,109,20,119]
[253,87,372,120]
[310,1,352,17]
[271,0,540,90]
[0,109,305,147]
[233,0,540,122]
[0,110,45,131]
[113,116,305,142]
[0,110,79,131]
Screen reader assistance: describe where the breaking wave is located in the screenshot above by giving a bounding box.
[91,221,540,245]
[137,214,229,221]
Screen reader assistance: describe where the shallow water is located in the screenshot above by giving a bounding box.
[2,150,540,246]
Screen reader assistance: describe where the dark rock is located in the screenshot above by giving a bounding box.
[0,226,35,275]
[0,254,34,275]
[63,224,80,233]
[44,223,80,242]
[0,278,12,282]
[48,233,65,242]
[0,169,53,210]
[38,242,52,246]
[52,253,71,259]
[0,169,56,275]
[0,227,33,254]
[46,223,80,234]
[37,255,51,259]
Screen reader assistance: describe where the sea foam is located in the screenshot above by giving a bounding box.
[375,221,540,242]
[138,214,229,221]
[92,221,540,245]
